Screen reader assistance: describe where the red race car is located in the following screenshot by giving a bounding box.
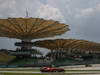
[40,67,65,72]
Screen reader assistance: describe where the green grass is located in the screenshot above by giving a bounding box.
[53,58,78,65]
[0,73,48,75]
[0,68,39,71]
[0,72,65,75]
[0,52,15,63]
[11,59,38,65]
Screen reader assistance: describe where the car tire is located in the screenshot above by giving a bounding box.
[54,70,58,72]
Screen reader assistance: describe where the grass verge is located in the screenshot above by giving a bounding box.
[0,73,47,75]
[0,68,39,71]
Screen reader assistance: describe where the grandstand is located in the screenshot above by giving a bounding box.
[0,17,100,67]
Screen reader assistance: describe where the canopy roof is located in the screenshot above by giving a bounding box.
[0,18,69,40]
[33,39,100,53]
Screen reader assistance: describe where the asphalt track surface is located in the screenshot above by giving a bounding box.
[0,65,100,75]
[0,71,100,74]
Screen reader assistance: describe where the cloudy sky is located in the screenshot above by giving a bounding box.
[0,0,100,50]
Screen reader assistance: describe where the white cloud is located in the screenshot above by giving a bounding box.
[96,3,100,11]
[76,3,100,18]
[75,8,94,19]
[0,0,16,9]
[81,8,94,16]
[0,0,100,49]
[37,4,65,23]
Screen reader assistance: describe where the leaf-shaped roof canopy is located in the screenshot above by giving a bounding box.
[33,39,100,53]
[0,18,69,40]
